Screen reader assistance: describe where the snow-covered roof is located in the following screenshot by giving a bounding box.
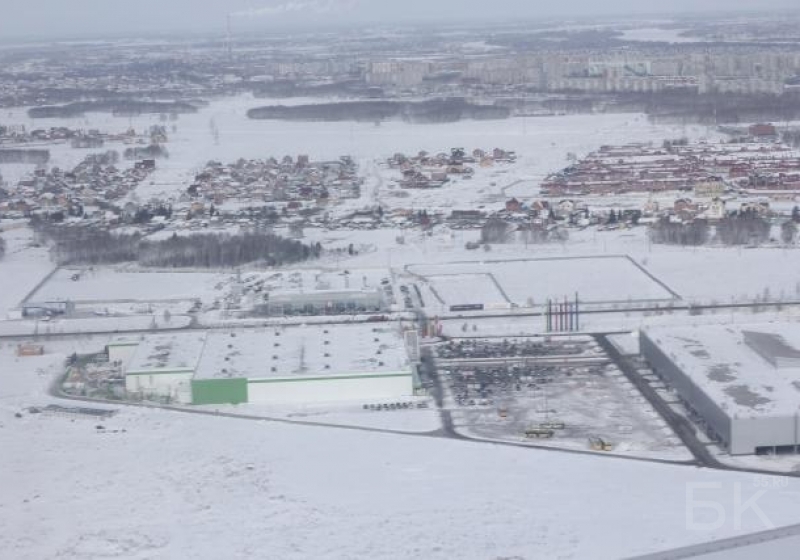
[193,325,410,381]
[238,268,389,295]
[644,323,800,418]
[126,332,207,374]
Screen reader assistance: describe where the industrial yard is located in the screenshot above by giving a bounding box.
[432,336,689,459]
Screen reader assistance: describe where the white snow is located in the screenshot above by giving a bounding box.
[411,255,675,308]
[0,226,54,317]
[32,268,224,303]
[3,341,800,559]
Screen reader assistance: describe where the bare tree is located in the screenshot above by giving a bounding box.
[649,218,709,246]
[781,221,797,245]
[481,217,511,244]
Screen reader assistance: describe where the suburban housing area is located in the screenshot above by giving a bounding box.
[5,8,800,560]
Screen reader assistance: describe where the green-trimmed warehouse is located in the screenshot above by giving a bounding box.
[123,325,416,405]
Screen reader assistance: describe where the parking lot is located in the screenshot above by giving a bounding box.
[433,337,689,460]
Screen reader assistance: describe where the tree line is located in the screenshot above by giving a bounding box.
[649,218,710,246]
[716,211,771,246]
[0,149,50,164]
[28,100,198,119]
[650,210,775,246]
[124,144,169,160]
[32,223,320,268]
[248,98,510,123]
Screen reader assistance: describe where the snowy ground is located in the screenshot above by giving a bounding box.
[192,400,441,434]
[31,267,225,303]
[8,220,800,343]
[410,255,676,310]
[4,339,800,559]
[1,96,722,205]
[435,336,690,461]
[0,225,54,318]
[305,225,800,308]
[437,307,800,339]
[446,362,690,461]
[0,314,191,337]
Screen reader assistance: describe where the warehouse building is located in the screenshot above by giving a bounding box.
[106,336,143,368]
[124,332,206,403]
[123,325,415,405]
[263,288,385,316]
[640,324,800,455]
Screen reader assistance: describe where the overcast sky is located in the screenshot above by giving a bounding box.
[1,0,797,41]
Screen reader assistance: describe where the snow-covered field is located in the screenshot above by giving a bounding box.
[3,340,800,559]
[0,314,191,337]
[31,268,225,303]
[0,225,54,317]
[411,255,676,309]
[193,400,441,434]
[426,273,507,307]
[308,225,800,308]
[643,246,800,303]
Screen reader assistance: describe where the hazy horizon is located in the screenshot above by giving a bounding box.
[1,0,798,42]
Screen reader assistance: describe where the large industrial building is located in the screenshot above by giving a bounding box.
[263,288,385,316]
[122,325,416,406]
[243,268,390,317]
[640,324,800,455]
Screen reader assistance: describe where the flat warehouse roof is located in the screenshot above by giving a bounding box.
[243,268,390,295]
[268,288,382,304]
[126,332,207,374]
[644,323,800,418]
[193,324,410,382]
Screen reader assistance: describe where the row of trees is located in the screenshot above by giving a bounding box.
[138,233,320,268]
[248,98,511,123]
[649,218,710,246]
[650,211,784,247]
[0,148,50,164]
[716,211,771,246]
[480,218,569,245]
[32,224,320,268]
[0,235,5,260]
[124,144,169,160]
[782,130,800,148]
[28,100,198,119]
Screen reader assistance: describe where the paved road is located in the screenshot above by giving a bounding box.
[596,334,721,468]
[6,296,797,343]
[433,298,800,321]
[0,313,415,341]
[625,521,800,559]
[20,265,60,305]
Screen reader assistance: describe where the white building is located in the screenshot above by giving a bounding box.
[124,332,206,403]
[106,336,142,368]
[641,324,800,455]
[264,288,385,316]
[123,325,416,406]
